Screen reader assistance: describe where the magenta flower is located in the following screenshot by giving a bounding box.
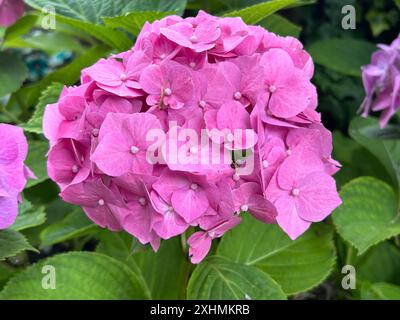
[140,60,194,109]
[0,124,34,229]
[0,0,24,27]
[91,113,163,177]
[43,12,341,264]
[266,147,341,239]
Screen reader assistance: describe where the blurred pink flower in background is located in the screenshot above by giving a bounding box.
[0,0,24,27]
[360,34,400,127]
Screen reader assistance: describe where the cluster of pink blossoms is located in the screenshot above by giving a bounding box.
[43,11,341,263]
[360,34,400,128]
[0,124,34,229]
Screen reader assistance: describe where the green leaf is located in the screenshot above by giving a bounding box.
[25,0,186,24]
[218,215,335,295]
[394,0,400,9]
[103,11,172,36]
[5,32,84,54]
[332,177,400,255]
[0,252,150,299]
[40,208,98,248]
[14,44,110,110]
[0,230,36,261]
[223,0,298,25]
[308,39,376,77]
[361,282,400,300]
[259,14,301,37]
[349,117,400,192]
[332,131,392,188]
[133,238,190,299]
[3,14,38,42]
[97,232,189,299]
[356,242,400,285]
[187,256,286,300]
[10,201,46,232]
[22,83,63,134]
[25,140,49,188]
[0,52,28,98]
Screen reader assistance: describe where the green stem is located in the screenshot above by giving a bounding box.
[0,102,19,123]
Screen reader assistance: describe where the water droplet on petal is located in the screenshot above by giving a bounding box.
[98,199,105,206]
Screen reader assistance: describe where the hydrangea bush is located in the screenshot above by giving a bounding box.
[0,0,400,301]
[0,124,34,229]
[43,11,341,263]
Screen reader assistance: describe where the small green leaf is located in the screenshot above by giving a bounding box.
[350,117,400,192]
[0,230,37,261]
[0,52,28,98]
[332,177,400,254]
[187,256,286,300]
[259,14,301,37]
[23,83,63,134]
[40,208,98,248]
[308,39,376,77]
[10,201,46,232]
[361,282,400,300]
[103,11,173,36]
[223,0,298,25]
[0,252,150,299]
[218,215,335,295]
[25,140,49,188]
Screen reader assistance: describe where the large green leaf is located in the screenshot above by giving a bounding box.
[332,177,400,255]
[103,11,172,36]
[40,208,98,248]
[361,282,400,300]
[218,215,335,295]
[223,0,298,24]
[0,252,150,299]
[308,39,376,77]
[133,238,190,299]
[187,256,286,300]
[25,0,186,24]
[259,13,301,37]
[349,117,400,192]
[97,232,190,299]
[356,242,400,285]
[10,200,46,232]
[0,52,28,98]
[25,140,49,188]
[0,230,36,261]
[3,14,38,42]
[23,83,63,134]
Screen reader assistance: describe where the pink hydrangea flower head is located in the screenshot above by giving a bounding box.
[43,11,341,263]
[0,124,34,229]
